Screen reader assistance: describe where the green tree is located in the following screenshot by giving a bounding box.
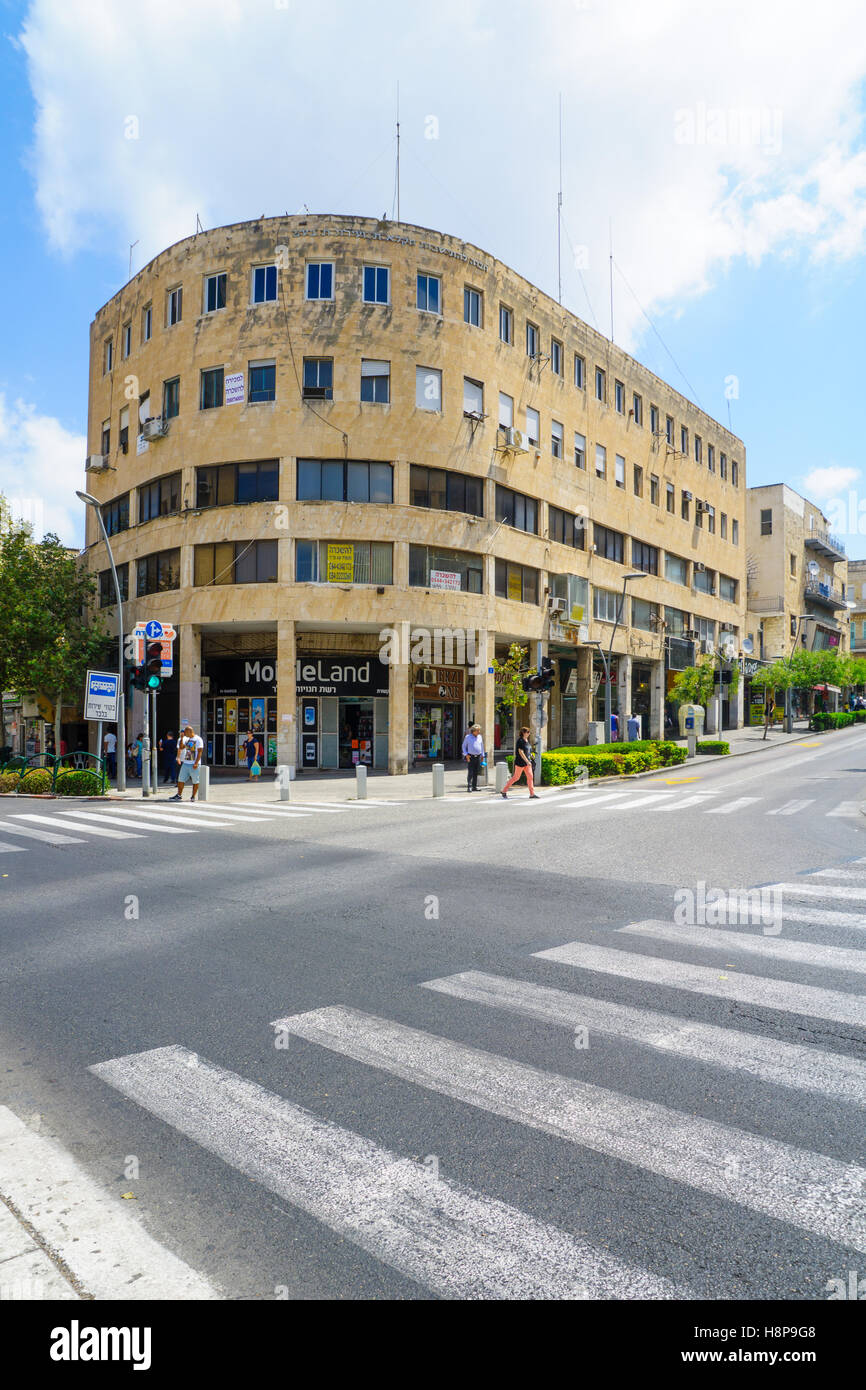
[491,642,531,759]
[0,514,107,753]
[670,657,740,714]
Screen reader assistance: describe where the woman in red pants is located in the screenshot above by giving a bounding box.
[501,727,539,798]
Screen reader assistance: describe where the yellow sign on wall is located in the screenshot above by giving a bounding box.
[507,568,522,601]
[225,699,237,733]
[327,544,354,583]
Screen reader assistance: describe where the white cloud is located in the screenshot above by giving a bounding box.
[801,465,861,500]
[0,394,86,544]
[17,0,866,348]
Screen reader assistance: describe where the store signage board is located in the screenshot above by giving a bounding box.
[326,544,354,583]
[413,666,465,701]
[429,570,461,591]
[84,670,120,722]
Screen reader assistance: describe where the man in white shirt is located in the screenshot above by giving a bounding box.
[461,723,485,792]
[170,723,204,801]
[102,729,117,781]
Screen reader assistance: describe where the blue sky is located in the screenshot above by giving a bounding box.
[1,0,865,552]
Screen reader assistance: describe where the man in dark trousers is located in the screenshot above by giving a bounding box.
[461,723,484,792]
[160,730,177,783]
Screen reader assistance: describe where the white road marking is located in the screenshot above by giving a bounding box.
[152,804,304,821]
[89,1045,682,1300]
[534,941,864,1027]
[0,841,26,853]
[768,799,815,816]
[274,1006,866,1253]
[597,792,676,811]
[827,803,863,818]
[765,882,866,902]
[619,920,866,976]
[771,906,866,930]
[808,869,866,882]
[420,970,866,1107]
[706,797,762,814]
[88,808,237,829]
[12,814,143,840]
[0,1106,218,1300]
[53,810,195,834]
[652,794,718,811]
[0,822,86,844]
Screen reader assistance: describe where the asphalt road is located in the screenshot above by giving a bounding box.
[1,729,864,1301]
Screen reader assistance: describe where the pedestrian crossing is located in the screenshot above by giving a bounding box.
[445,785,864,821]
[89,857,866,1299]
[0,798,396,856]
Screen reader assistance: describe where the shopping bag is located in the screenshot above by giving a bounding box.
[250,759,261,777]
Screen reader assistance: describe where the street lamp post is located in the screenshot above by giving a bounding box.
[76,490,126,791]
[784,613,811,733]
[603,573,643,742]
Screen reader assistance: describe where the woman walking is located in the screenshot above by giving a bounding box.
[501,727,539,799]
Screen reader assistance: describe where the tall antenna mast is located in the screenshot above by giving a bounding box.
[396,81,401,223]
[609,218,614,341]
[557,93,563,305]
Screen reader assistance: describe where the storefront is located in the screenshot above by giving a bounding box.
[412,666,465,762]
[631,663,653,731]
[297,654,389,770]
[204,658,278,768]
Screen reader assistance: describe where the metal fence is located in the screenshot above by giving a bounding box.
[0,752,107,794]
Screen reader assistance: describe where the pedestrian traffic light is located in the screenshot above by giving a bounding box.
[145,640,162,692]
[521,659,556,693]
[128,662,147,692]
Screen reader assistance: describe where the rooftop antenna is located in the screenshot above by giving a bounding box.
[396,81,401,223]
[557,93,563,305]
[609,218,614,341]
[128,240,138,281]
[195,213,203,234]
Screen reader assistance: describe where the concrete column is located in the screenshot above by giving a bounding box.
[388,619,410,775]
[475,628,495,775]
[617,655,632,728]
[178,624,202,732]
[650,660,665,739]
[276,620,297,774]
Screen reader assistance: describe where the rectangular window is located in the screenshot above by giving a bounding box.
[141,304,152,342]
[549,505,584,549]
[731,460,739,487]
[167,286,182,326]
[101,419,110,455]
[650,473,659,505]
[296,459,393,504]
[595,443,607,479]
[720,452,728,480]
[694,435,702,464]
[665,553,687,585]
[205,273,226,313]
[195,540,277,586]
[136,548,180,596]
[464,286,482,326]
[633,393,643,425]
[119,405,129,454]
[252,264,278,303]
[162,377,180,419]
[595,367,606,402]
[719,575,738,603]
[634,464,643,497]
[666,482,675,513]
[525,406,540,446]
[706,504,715,535]
[551,339,563,376]
[499,304,513,344]
[693,565,715,595]
[410,545,482,593]
[495,485,538,534]
[462,377,483,416]
[361,359,390,404]
[298,540,393,586]
[650,405,659,434]
[632,538,658,575]
[574,431,586,469]
[551,420,563,459]
[615,454,625,488]
[100,493,130,537]
[707,443,715,473]
[666,415,674,445]
[681,492,690,521]
[99,564,129,607]
[594,523,624,563]
[196,460,279,508]
[138,472,181,524]
[363,265,390,304]
[495,559,538,604]
[695,616,715,644]
[409,465,483,517]
[137,392,150,433]
[200,367,224,410]
[593,587,620,623]
[302,357,333,400]
[122,322,131,358]
[720,512,727,539]
[574,354,585,389]
[790,553,796,575]
[760,508,772,535]
[417,273,441,313]
[104,339,113,374]
[526,321,538,357]
[680,425,688,455]
[498,392,514,429]
[732,518,739,544]
[305,262,334,300]
[632,598,659,632]
[249,360,276,403]
[416,366,443,411]
[615,380,625,413]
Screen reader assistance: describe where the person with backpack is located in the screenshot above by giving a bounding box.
[501,727,539,799]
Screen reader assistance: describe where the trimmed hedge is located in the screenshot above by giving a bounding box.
[0,772,19,793]
[811,711,855,731]
[509,738,689,784]
[16,767,53,794]
[55,768,105,797]
[696,740,730,755]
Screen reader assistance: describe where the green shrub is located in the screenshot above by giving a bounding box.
[0,771,20,793]
[696,740,730,755]
[620,750,656,774]
[17,767,53,794]
[55,768,105,797]
[553,738,686,767]
[854,709,866,723]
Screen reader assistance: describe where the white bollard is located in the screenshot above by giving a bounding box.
[432,762,445,797]
[495,761,509,793]
[277,765,291,801]
[199,765,210,801]
[356,764,367,800]
[687,732,697,759]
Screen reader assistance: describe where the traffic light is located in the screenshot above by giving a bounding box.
[521,658,556,693]
[145,640,163,692]
[127,659,146,692]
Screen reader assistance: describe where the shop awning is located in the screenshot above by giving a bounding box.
[813,683,841,694]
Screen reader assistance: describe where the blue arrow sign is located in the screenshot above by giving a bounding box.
[144,620,164,639]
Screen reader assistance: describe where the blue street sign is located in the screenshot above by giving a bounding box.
[84,670,120,721]
[144,620,164,639]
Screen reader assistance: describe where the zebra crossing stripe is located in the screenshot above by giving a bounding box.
[150,804,305,821]
[652,794,718,811]
[827,803,863,818]
[808,869,866,882]
[706,797,762,814]
[52,810,195,835]
[420,970,866,1107]
[0,822,86,844]
[534,941,864,1027]
[273,1006,866,1253]
[0,841,26,853]
[764,882,866,902]
[12,814,143,840]
[619,921,866,976]
[597,792,676,811]
[769,906,866,930]
[89,1044,684,1300]
[84,808,237,829]
[768,800,815,816]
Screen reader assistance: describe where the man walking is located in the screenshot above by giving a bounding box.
[161,730,177,784]
[501,726,539,799]
[102,728,117,781]
[461,723,484,792]
[627,712,640,742]
[170,723,204,801]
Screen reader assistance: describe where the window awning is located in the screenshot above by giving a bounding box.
[813,683,841,694]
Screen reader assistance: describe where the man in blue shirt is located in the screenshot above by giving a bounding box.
[627,713,640,741]
[461,724,485,791]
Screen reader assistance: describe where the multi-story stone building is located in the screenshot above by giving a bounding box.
[82,214,747,773]
[846,558,866,657]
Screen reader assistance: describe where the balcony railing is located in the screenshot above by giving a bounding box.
[747,595,784,613]
[804,582,848,611]
[805,529,847,561]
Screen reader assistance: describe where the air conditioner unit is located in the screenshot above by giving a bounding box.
[548,597,566,615]
[682,490,693,501]
[501,426,529,453]
[85,454,110,472]
[701,640,715,656]
[694,561,706,572]
[695,500,706,512]
[141,417,168,441]
[303,386,330,400]
[685,629,699,640]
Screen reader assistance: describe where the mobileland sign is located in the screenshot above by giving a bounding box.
[205,657,389,697]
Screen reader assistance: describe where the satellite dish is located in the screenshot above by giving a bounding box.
[138,398,150,424]
[742,636,754,655]
[808,560,820,577]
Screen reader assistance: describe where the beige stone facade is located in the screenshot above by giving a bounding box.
[845,558,866,657]
[83,214,748,771]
